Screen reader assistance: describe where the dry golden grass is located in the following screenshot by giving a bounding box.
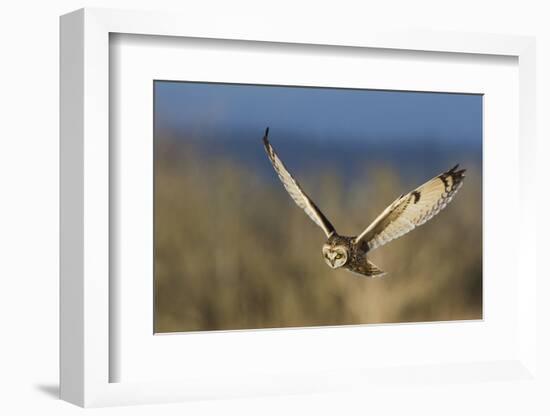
[154,141,482,332]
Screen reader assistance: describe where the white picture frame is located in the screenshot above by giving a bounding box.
[60,7,537,408]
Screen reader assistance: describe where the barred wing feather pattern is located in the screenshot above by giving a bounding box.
[262,128,336,238]
[354,165,466,251]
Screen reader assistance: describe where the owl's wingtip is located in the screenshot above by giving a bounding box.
[262,127,270,146]
[450,163,467,179]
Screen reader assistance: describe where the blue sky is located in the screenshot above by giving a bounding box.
[154,81,482,182]
[155,81,481,143]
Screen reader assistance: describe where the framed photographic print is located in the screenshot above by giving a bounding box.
[60,8,538,408]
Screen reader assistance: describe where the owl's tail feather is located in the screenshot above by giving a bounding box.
[366,260,387,278]
[346,259,387,278]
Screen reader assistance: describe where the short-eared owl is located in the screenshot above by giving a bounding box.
[262,128,466,278]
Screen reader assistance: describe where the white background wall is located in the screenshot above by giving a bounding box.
[0,0,548,414]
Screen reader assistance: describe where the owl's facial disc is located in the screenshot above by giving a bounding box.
[322,244,348,269]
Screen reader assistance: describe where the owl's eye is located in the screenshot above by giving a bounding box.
[336,254,342,259]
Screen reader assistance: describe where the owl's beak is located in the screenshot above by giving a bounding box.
[329,258,335,266]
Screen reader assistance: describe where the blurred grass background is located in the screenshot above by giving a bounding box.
[154,138,482,333]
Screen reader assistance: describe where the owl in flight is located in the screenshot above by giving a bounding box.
[262,128,466,278]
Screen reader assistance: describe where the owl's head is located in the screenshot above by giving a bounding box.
[322,244,348,269]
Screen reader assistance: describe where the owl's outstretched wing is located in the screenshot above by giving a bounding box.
[354,165,466,251]
[262,128,336,238]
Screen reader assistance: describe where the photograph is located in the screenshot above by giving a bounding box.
[154,81,483,333]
